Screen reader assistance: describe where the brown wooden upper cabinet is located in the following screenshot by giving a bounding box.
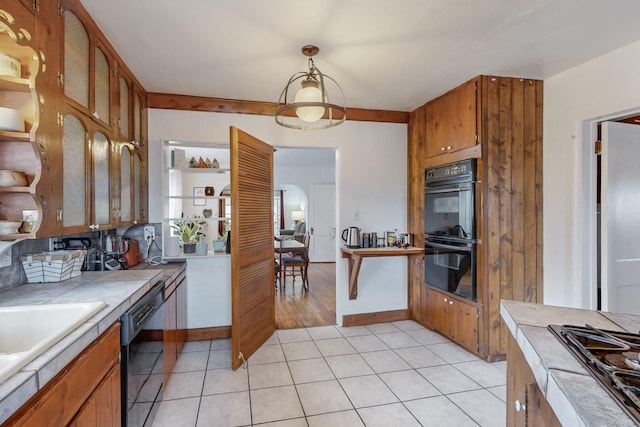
[62,2,114,129]
[0,0,147,238]
[425,78,478,158]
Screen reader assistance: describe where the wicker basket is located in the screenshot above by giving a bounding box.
[20,250,86,283]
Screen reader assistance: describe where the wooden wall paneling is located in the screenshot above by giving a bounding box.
[483,76,502,358]
[523,79,538,304]
[535,82,544,304]
[498,78,514,317]
[510,78,525,307]
[407,105,426,322]
[492,78,522,353]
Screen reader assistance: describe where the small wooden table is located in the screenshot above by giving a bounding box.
[341,246,425,300]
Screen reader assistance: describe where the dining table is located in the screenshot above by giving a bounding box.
[274,238,306,256]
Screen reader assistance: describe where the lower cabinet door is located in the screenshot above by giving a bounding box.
[164,287,178,386]
[70,364,121,427]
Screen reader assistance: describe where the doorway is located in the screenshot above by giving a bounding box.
[584,113,640,312]
[596,119,640,314]
[273,147,337,329]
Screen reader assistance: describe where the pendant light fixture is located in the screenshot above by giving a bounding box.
[275,45,346,130]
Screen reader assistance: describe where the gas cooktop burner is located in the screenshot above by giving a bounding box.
[549,324,640,424]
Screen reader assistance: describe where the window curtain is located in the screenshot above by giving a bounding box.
[218,198,225,236]
[279,190,285,230]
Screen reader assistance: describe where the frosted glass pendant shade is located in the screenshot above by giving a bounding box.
[294,85,325,122]
[275,45,346,129]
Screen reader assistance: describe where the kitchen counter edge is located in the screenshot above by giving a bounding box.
[500,300,638,427]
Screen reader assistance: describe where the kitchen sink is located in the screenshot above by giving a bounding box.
[0,301,106,384]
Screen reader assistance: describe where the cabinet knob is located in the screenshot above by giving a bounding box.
[446,145,452,150]
[449,300,453,305]
[515,400,526,412]
[441,146,446,151]
[443,297,448,302]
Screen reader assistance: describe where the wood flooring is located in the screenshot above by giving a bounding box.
[275,262,336,329]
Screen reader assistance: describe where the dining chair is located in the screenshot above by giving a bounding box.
[281,233,310,291]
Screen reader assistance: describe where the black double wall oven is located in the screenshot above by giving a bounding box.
[424,159,477,301]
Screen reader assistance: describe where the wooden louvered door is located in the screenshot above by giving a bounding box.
[230,126,275,370]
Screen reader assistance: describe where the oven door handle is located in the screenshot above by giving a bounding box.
[425,241,473,252]
[424,183,474,194]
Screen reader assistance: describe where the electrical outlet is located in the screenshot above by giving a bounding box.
[0,247,11,268]
[144,225,156,241]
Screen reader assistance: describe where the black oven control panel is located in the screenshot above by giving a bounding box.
[425,158,476,184]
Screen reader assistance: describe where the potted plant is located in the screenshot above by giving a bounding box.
[171,214,206,254]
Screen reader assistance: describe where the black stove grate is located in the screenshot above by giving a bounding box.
[548,324,640,425]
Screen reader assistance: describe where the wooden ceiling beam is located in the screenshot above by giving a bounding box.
[147,92,410,124]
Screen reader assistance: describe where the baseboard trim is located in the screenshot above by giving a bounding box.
[342,309,411,327]
[186,326,232,341]
[136,326,232,342]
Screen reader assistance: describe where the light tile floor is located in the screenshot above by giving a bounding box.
[144,320,507,426]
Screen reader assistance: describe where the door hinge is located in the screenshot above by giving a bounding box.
[57,0,63,16]
[477,312,480,320]
[57,71,64,88]
[34,0,39,14]
[57,111,63,127]
[594,139,602,155]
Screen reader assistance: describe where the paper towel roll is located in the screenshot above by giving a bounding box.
[165,235,180,257]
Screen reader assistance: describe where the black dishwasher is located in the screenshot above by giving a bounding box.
[120,280,165,427]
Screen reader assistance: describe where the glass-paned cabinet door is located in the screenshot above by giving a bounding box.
[133,92,141,144]
[93,132,111,225]
[119,76,129,138]
[120,145,132,223]
[63,11,89,107]
[133,152,142,222]
[62,114,87,227]
[94,47,110,124]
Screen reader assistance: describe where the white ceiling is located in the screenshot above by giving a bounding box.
[78,0,640,112]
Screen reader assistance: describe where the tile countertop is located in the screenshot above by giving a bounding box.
[0,262,185,424]
[500,300,639,427]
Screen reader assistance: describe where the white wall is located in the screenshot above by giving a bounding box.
[148,109,407,324]
[544,39,640,308]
